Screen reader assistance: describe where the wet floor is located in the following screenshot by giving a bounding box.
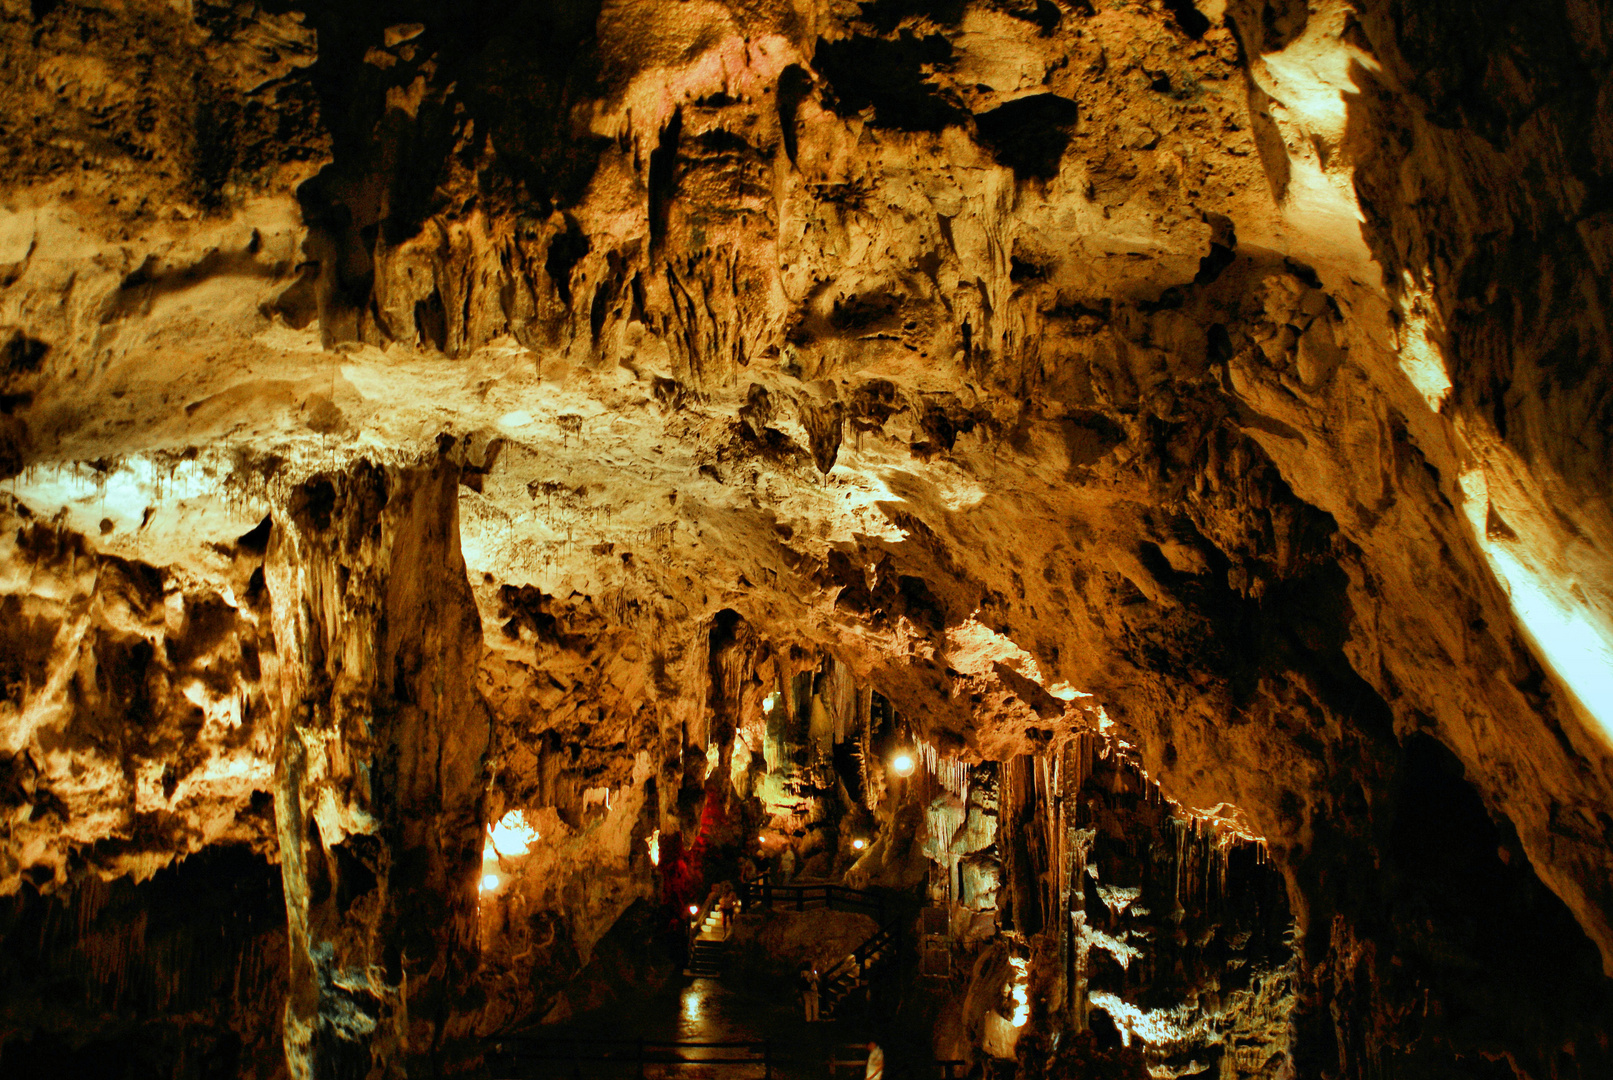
[495,977,869,1080]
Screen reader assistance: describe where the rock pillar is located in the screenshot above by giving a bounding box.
[1001,753,1042,937]
[265,461,490,1078]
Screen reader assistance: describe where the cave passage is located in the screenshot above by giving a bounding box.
[495,977,834,1080]
[3,0,1613,1077]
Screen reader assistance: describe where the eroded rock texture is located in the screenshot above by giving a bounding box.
[920,737,1295,1079]
[2,0,1613,1076]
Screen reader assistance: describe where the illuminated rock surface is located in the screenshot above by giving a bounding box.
[2,0,1613,1076]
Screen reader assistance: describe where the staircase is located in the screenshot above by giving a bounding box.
[687,934,728,977]
[685,906,730,978]
[738,876,905,1021]
[819,919,899,1019]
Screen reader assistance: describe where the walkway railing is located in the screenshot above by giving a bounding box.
[738,876,909,1021]
[818,919,900,1019]
[828,1048,967,1080]
[688,887,724,956]
[739,879,886,921]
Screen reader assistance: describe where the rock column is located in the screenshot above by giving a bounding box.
[265,461,490,1078]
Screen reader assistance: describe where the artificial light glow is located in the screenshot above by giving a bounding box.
[1008,956,1030,1027]
[891,751,916,777]
[1488,543,1613,739]
[1087,991,1188,1048]
[488,810,540,858]
[647,828,660,866]
[481,873,499,892]
[852,838,865,850]
[1459,467,1613,744]
[762,692,778,714]
[689,904,700,916]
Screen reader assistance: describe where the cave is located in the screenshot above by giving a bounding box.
[2,0,1612,1078]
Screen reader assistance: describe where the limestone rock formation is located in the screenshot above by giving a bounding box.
[2,0,1613,1077]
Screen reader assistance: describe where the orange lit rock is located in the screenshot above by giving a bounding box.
[1,0,1611,1075]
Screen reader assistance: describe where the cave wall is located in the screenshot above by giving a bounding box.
[0,845,287,1080]
[0,0,1611,1077]
[925,736,1296,1079]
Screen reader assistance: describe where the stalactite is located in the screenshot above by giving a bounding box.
[858,686,874,810]
[1039,730,1297,1074]
[917,737,969,797]
[1000,753,1043,936]
[820,658,857,745]
[764,669,787,776]
[706,611,755,790]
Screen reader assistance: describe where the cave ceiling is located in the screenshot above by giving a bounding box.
[3,0,1613,1051]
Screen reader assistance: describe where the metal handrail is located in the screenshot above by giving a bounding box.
[687,887,723,955]
[819,925,900,1020]
[739,879,886,919]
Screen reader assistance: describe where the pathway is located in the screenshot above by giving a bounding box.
[498,977,849,1080]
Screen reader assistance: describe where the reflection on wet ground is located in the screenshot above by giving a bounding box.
[499,977,864,1080]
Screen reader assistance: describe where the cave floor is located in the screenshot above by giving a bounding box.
[508,977,868,1080]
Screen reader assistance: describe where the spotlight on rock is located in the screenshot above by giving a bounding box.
[1008,955,1030,1027]
[488,809,539,858]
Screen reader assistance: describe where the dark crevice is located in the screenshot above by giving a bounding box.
[545,214,590,308]
[1160,0,1210,38]
[648,108,683,254]
[814,33,965,133]
[972,95,1080,180]
[776,64,810,167]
